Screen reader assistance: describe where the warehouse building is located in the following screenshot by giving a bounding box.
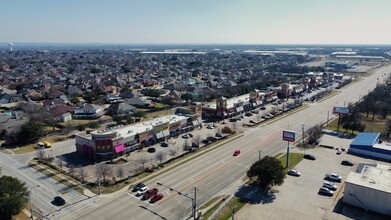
[343,163,391,216]
[348,132,391,161]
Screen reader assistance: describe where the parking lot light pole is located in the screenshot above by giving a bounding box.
[28,185,40,220]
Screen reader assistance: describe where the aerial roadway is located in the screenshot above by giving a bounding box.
[50,64,391,220]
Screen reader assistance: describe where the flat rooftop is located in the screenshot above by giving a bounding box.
[351,132,380,146]
[346,164,391,194]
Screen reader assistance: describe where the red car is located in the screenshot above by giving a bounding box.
[233,150,241,156]
[142,188,158,200]
[150,193,164,203]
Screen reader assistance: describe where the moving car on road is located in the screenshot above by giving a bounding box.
[142,188,158,200]
[287,169,301,177]
[233,150,241,156]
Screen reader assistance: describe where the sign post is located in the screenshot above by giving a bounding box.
[332,107,350,130]
[283,130,296,168]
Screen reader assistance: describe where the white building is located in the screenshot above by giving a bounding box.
[343,163,391,216]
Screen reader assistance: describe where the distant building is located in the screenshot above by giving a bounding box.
[343,163,391,216]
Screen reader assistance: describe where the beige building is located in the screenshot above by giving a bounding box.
[343,163,391,216]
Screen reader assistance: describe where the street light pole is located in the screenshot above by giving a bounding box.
[258,151,262,161]
[28,185,40,220]
[231,205,237,220]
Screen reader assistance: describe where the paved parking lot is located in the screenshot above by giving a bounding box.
[236,134,391,220]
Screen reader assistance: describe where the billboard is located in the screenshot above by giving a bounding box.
[332,106,349,115]
[282,130,296,142]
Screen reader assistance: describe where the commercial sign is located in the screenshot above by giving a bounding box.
[332,106,349,115]
[282,130,296,142]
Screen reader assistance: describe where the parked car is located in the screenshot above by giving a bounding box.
[188,133,194,138]
[182,134,190,139]
[260,106,267,110]
[249,120,255,123]
[52,196,65,206]
[206,125,214,129]
[160,142,169,147]
[202,139,211,144]
[229,118,237,122]
[251,110,259,114]
[215,133,223,138]
[132,182,146,192]
[142,188,158,200]
[150,193,164,203]
[322,182,337,191]
[318,187,334,196]
[336,148,342,155]
[136,187,149,196]
[304,154,316,160]
[147,147,156,153]
[233,150,241,156]
[325,173,342,182]
[287,169,301,177]
[341,160,354,166]
[245,112,252,117]
[207,136,217,142]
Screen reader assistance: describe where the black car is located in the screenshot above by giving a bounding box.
[304,154,316,160]
[188,133,194,138]
[160,142,169,147]
[249,120,255,123]
[341,160,354,166]
[147,147,156,153]
[53,196,65,206]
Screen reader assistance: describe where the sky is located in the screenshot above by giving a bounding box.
[1,0,391,44]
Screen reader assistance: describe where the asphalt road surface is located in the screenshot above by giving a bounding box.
[11,64,391,220]
[50,64,391,220]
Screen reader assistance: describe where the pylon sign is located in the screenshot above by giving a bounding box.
[282,130,296,142]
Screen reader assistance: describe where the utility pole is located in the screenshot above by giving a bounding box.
[98,177,101,195]
[301,124,305,144]
[258,151,262,161]
[28,185,40,220]
[157,182,198,219]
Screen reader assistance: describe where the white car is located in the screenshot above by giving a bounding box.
[323,182,337,190]
[336,148,342,155]
[136,187,149,196]
[325,173,342,182]
[287,169,301,177]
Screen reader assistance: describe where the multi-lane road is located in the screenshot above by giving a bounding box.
[1,64,389,220]
[48,64,391,220]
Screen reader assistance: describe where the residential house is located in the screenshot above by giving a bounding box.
[107,103,136,116]
[73,103,104,119]
[125,97,152,108]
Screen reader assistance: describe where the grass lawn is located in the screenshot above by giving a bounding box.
[212,197,247,220]
[154,102,167,108]
[325,113,389,134]
[199,195,226,210]
[277,152,303,171]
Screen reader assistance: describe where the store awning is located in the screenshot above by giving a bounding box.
[114,144,125,153]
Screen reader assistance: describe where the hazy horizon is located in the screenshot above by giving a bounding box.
[1,0,391,45]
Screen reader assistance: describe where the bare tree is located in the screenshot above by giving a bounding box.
[95,164,112,183]
[155,151,166,164]
[68,164,76,178]
[77,165,87,183]
[56,158,64,172]
[116,166,125,180]
[137,155,148,170]
[36,147,46,160]
[168,148,178,158]
[232,122,238,133]
[306,124,323,144]
[192,134,201,148]
[256,114,262,122]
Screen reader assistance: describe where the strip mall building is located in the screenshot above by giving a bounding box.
[75,103,202,160]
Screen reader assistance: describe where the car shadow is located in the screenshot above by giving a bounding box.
[234,184,276,204]
[139,205,168,220]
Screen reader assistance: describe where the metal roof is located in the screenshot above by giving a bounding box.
[350,132,380,147]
